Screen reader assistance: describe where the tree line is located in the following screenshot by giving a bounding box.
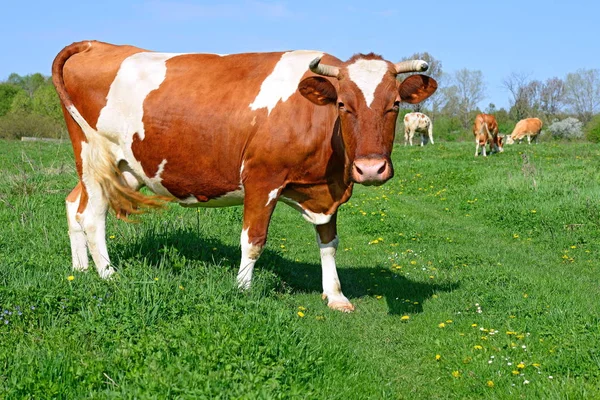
[0,73,64,139]
[1,57,599,141]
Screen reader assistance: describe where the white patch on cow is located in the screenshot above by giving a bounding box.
[347,59,389,107]
[316,234,349,305]
[266,187,281,206]
[238,228,263,289]
[97,52,182,141]
[280,196,332,225]
[249,50,324,115]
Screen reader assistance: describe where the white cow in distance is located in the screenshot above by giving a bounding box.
[404,112,434,146]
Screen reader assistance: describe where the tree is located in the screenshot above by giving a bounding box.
[447,68,486,129]
[502,71,533,121]
[563,69,600,124]
[0,83,21,116]
[539,77,564,119]
[10,90,32,114]
[7,73,46,97]
[32,85,63,123]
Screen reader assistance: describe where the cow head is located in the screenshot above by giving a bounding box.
[298,54,437,186]
[506,135,515,145]
[496,134,505,152]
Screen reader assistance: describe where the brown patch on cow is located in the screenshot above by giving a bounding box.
[66,182,82,202]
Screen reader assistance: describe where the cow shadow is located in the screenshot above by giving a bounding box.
[112,228,459,315]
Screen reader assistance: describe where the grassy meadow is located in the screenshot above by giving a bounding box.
[0,138,599,398]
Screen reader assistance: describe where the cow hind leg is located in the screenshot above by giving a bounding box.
[66,183,89,271]
[79,179,114,279]
[316,214,354,312]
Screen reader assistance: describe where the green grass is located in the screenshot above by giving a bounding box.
[1,139,599,398]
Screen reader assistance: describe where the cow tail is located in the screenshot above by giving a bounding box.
[52,41,169,221]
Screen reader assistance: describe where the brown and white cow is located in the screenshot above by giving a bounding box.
[506,118,543,145]
[472,113,503,157]
[403,112,434,146]
[52,40,436,312]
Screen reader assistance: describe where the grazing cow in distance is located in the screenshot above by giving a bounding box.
[52,40,437,312]
[472,113,503,157]
[403,112,434,146]
[506,118,543,145]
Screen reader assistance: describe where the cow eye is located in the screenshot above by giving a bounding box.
[387,101,400,113]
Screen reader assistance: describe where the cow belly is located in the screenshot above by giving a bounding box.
[179,188,245,208]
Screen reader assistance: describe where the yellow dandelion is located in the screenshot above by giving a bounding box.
[570,245,577,249]
[438,322,446,328]
[517,334,525,340]
[109,235,116,239]
[506,331,516,335]
[512,370,520,375]
[471,324,478,327]
[435,354,441,361]
[298,306,307,311]
[410,260,417,265]
[474,345,483,350]
[452,371,460,378]
[446,320,453,324]
[513,234,519,238]
[67,275,75,281]
[376,295,383,300]
[487,380,494,388]
[400,315,410,321]
[533,363,541,368]
[179,285,184,290]
[517,363,525,369]
[297,311,305,318]
[154,277,159,281]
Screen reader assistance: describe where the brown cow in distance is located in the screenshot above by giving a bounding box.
[472,113,503,157]
[506,118,543,145]
[52,41,437,312]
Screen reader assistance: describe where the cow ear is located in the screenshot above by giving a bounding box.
[399,74,438,104]
[298,77,338,106]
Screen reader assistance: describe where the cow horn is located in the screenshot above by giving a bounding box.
[309,57,340,78]
[395,60,429,74]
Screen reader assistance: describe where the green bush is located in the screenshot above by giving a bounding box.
[585,114,600,143]
[0,112,66,139]
[433,115,469,142]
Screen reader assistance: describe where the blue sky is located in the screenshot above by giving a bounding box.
[2,0,598,109]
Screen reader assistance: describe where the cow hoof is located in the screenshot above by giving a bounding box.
[328,301,355,313]
[98,266,116,280]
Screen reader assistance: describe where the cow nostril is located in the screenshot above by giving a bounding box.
[377,163,386,174]
[355,166,363,175]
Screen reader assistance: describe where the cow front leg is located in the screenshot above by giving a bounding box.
[236,188,278,290]
[316,213,354,312]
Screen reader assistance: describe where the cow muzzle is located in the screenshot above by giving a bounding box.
[351,158,393,186]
